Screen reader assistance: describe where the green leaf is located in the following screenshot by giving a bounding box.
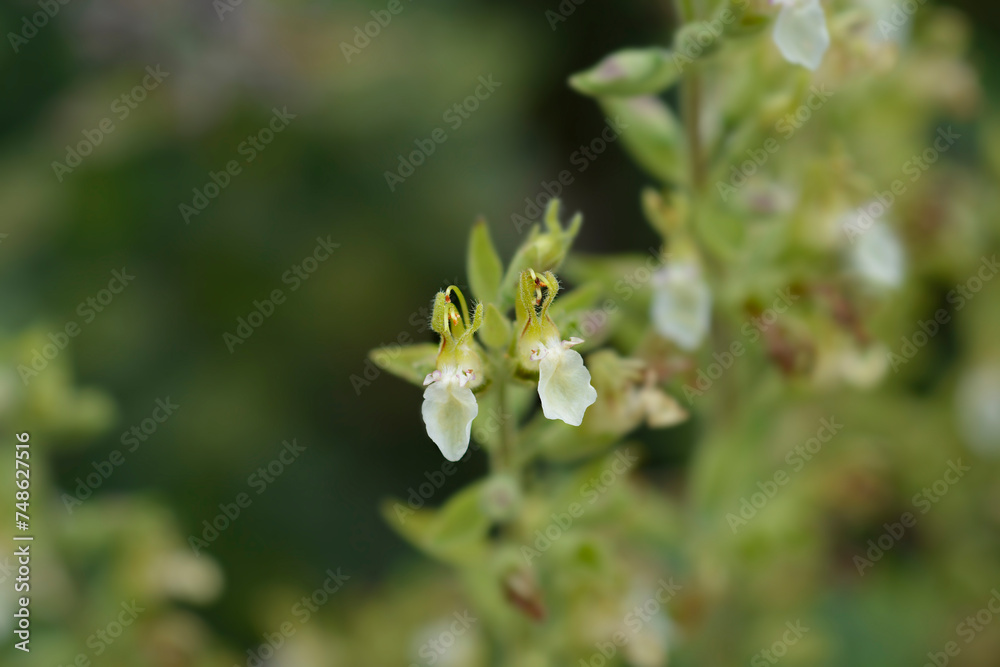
[480,303,512,350]
[600,96,684,184]
[569,48,682,98]
[369,343,438,387]
[380,482,491,566]
[467,219,503,304]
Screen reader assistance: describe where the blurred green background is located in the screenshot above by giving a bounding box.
[1,0,999,665]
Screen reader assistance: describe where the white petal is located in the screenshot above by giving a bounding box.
[773,0,830,70]
[421,379,478,461]
[651,266,712,351]
[538,348,598,426]
[850,221,904,288]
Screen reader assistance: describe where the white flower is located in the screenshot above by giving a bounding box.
[862,0,911,44]
[421,367,479,461]
[772,0,830,71]
[516,269,599,427]
[956,365,1000,457]
[651,261,712,351]
[849,220,905,288]
[532,337,598,426]
[420,287,484,461]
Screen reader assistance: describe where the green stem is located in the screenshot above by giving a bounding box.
[684,73,706,195]
[676,0,707,197]
[491,354,515,475]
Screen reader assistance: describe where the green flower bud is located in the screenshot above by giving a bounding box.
[569,48,681,98]
[501,199,582,306]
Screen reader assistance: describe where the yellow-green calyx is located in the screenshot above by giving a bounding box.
[515,269,563,367]
[422,285,486,462]
[429,286,484,383]
[514,270,597,426]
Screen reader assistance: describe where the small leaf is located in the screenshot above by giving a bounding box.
[380,482,491,566]
[480,303,512,350]
[600,96,684,184]
[467,219,503,304]
[570,48,682,98]
[369,343,438,387]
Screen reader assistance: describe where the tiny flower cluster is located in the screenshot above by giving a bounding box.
[420,270,598,461]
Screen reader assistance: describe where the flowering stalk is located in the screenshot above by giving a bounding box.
[369,0,984,662]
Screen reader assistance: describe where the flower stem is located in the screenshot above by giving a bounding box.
[491,354,515,474]
[677,0,707,196]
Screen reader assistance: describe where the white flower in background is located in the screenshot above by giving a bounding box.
[863,0,912,43]
[651,260,712,351]
[585,352,688,434]
[533,337,597,426]
[772,0,830,71]
[848,220,905,288]
[955,365,1000,457]
[421,288,484,461]
[839,342,890,388]
[517,270,598,426]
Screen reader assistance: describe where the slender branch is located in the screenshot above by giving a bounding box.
[675,0,707,197]
[684,74,707,194]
